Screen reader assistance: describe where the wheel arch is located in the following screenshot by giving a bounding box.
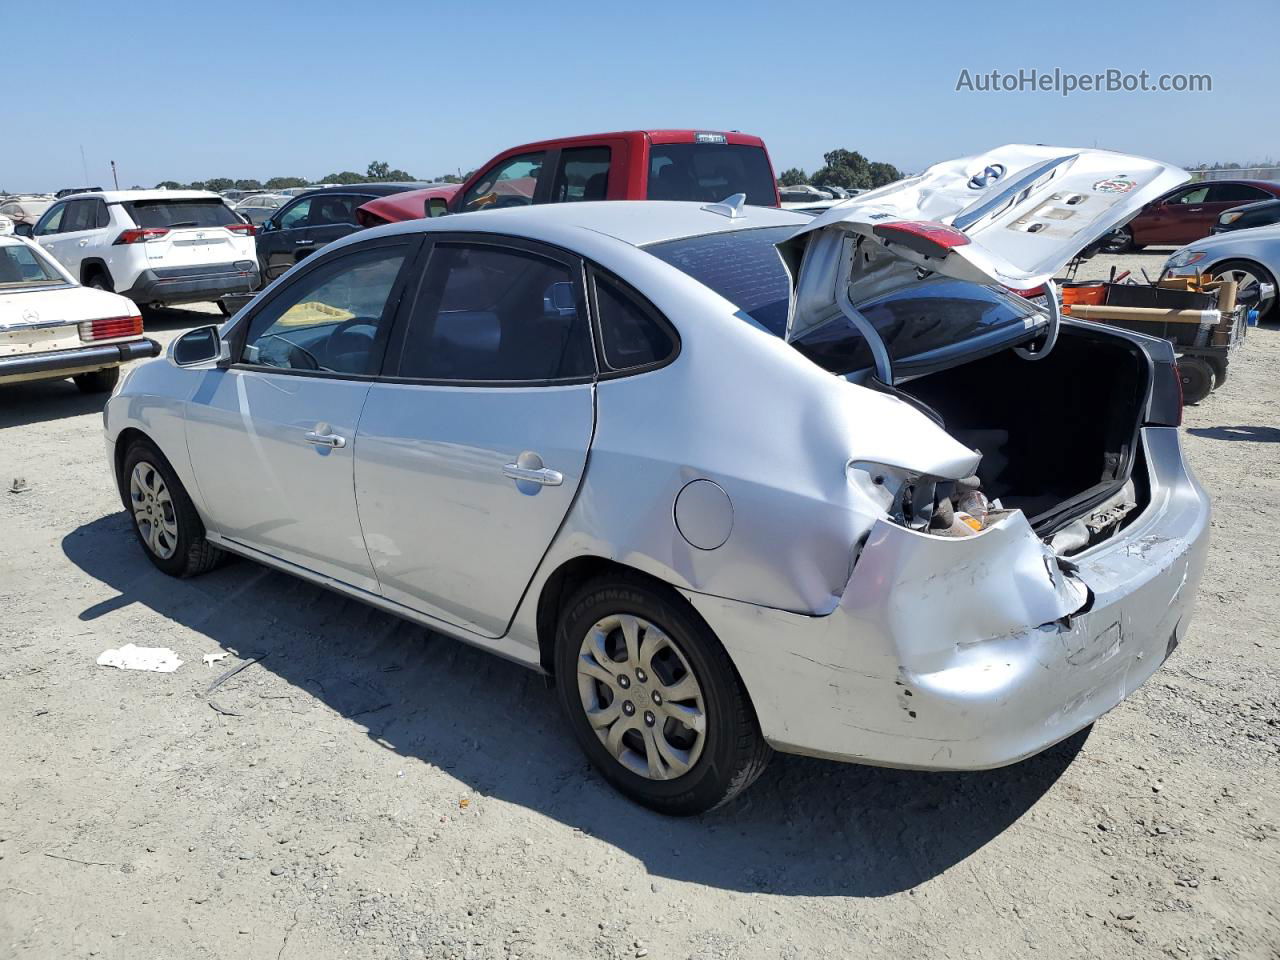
[534,555,714,677]
[80,258,114,289]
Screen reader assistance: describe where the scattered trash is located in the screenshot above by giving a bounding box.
[459,797,471,810]
[205,653,268,717]
[8,477,29,494]
[96,644,183,673]
[202,652,229,667]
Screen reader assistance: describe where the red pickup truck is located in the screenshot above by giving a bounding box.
[357,129,780,226]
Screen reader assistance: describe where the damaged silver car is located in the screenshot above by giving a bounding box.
[105,144,1210,814]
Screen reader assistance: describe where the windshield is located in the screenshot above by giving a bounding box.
[0,243,64,287]
[647,227,1043,376]
[122,199,239,228]
[647,143,777,207]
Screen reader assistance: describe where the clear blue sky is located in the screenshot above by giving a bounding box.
[6,0,1276,192]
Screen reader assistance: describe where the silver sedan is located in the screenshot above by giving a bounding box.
[105,146,1210,814]
[1162,221,1280,320]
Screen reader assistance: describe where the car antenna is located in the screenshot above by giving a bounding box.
[701,193,747,219]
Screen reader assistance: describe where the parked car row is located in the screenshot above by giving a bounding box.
[90,142,1214,816]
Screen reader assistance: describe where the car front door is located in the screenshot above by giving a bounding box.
[454,153,549,213]
[184,237,420,592]
[1144,185,1211,244]
[51,198,106,279]
[31,202,68,263]
[354,236,596,637]
[259,196,313,281]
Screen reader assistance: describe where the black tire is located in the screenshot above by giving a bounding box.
[1212,259,1277,321]
[1100,227,1134,253]
[1177,356,1214,405]
[73,366,119,393]
[554,574,771,816]
[119,438,223,577]
[1207,357,1228,389]
[84,270,114,292]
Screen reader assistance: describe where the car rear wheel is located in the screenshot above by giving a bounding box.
[1101,226,1140,253]
[554,575,771,815]
[1212,259,1277,320]
[73,367,119,393]
[85,271,114,292]
[120,439,223,577]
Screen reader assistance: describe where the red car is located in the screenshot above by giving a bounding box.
[356,129,780,226]
[1109,179,1280,250]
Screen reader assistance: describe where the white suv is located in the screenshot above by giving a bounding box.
[20,190,259,312]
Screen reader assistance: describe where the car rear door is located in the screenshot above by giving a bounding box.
[299,193,369,258]
[184,237,421,592]
[353,234,596,637]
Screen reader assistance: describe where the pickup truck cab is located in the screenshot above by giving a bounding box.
[358,130,780,227]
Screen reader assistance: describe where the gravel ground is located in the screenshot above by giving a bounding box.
[1,256,1278,960]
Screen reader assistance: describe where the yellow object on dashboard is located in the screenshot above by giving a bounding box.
[276,300,354,328]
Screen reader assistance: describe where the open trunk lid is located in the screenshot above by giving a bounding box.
[779,144,1188,342]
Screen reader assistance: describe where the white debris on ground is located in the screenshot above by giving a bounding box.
[202,652,229,667]
[96,643,183,673]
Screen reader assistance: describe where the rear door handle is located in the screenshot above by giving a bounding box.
[78,239,89,246]
[305,431,346,448]
[503,463,563,486]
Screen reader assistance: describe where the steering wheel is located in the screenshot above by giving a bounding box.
[322,317,379,370]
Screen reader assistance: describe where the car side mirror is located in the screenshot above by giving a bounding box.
[14,223,33,237]
[171,325,230,368]
[426,198,449,218]
[260,219,275,232]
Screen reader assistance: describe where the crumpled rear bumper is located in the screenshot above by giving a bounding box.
[683,426,1210,770]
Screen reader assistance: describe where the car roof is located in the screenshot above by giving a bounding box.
[356,200,809,249]
[289,183,433,200]
[483,130,768,160]
[52,189,226,203]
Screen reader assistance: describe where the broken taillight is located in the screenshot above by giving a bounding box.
[113,227,169,244]
[79,314,143,342]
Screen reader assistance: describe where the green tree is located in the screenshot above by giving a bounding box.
[778,167,808,186]
[811,149,871,190]
[155,180,183,189]
[201,177,234,193]
[233,178,263,191]
[320,170,365,185]
[866,161,903,188]
[366,160,390,180]
[265,176,308,190]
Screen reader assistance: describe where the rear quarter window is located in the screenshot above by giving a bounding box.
[123,199,239,228]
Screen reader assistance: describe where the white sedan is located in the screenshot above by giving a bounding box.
[104,145,1209,814]
[0,235,158,392]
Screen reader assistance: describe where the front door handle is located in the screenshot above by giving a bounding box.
[78,238,89,246]
[503,452,563,487]
[305,431,346,448]
[1187,207,1202,213]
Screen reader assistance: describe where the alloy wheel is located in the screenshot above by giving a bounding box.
[129,461,179,560]
[576,613,706,780]
[1216,265,1275,317]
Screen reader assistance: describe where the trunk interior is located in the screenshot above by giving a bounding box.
[900,327,1150,533]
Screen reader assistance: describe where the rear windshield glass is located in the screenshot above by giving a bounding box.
[646,226,793,335]
[0,243,63,287]
[647,143,777,207]
[647,227,1041,375]
[122,199,239,229]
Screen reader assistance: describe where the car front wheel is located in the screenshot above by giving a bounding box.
[555,575,771,815]
[120,439,223,577]
[1213,259,1277,320]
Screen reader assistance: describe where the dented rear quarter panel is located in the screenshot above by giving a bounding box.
[681,426,1210,769]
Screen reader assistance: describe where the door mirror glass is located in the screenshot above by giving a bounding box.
[171,325,225,367]
[426,197,450,218]
[13,222,33,237]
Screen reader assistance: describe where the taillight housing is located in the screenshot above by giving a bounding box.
[871,220,971,258]
[226,222,256,236]
[79,314,144,342]
[114,227,169,244]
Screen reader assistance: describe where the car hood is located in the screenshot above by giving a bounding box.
[778,144,1188,341]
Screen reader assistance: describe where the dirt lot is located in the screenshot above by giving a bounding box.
[2,250,1278,960]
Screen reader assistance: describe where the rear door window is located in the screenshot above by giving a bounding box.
[1207,183,1272,203]
[123,198,239,228]
[309,195,359,226]
[396,242,593,382]
[551,147,610,202]
[460,153,544,212]
[646,143,776,206]
[62,199,99,233]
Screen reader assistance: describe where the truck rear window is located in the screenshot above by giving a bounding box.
[122,199,240,229]
[646,144,777,207]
